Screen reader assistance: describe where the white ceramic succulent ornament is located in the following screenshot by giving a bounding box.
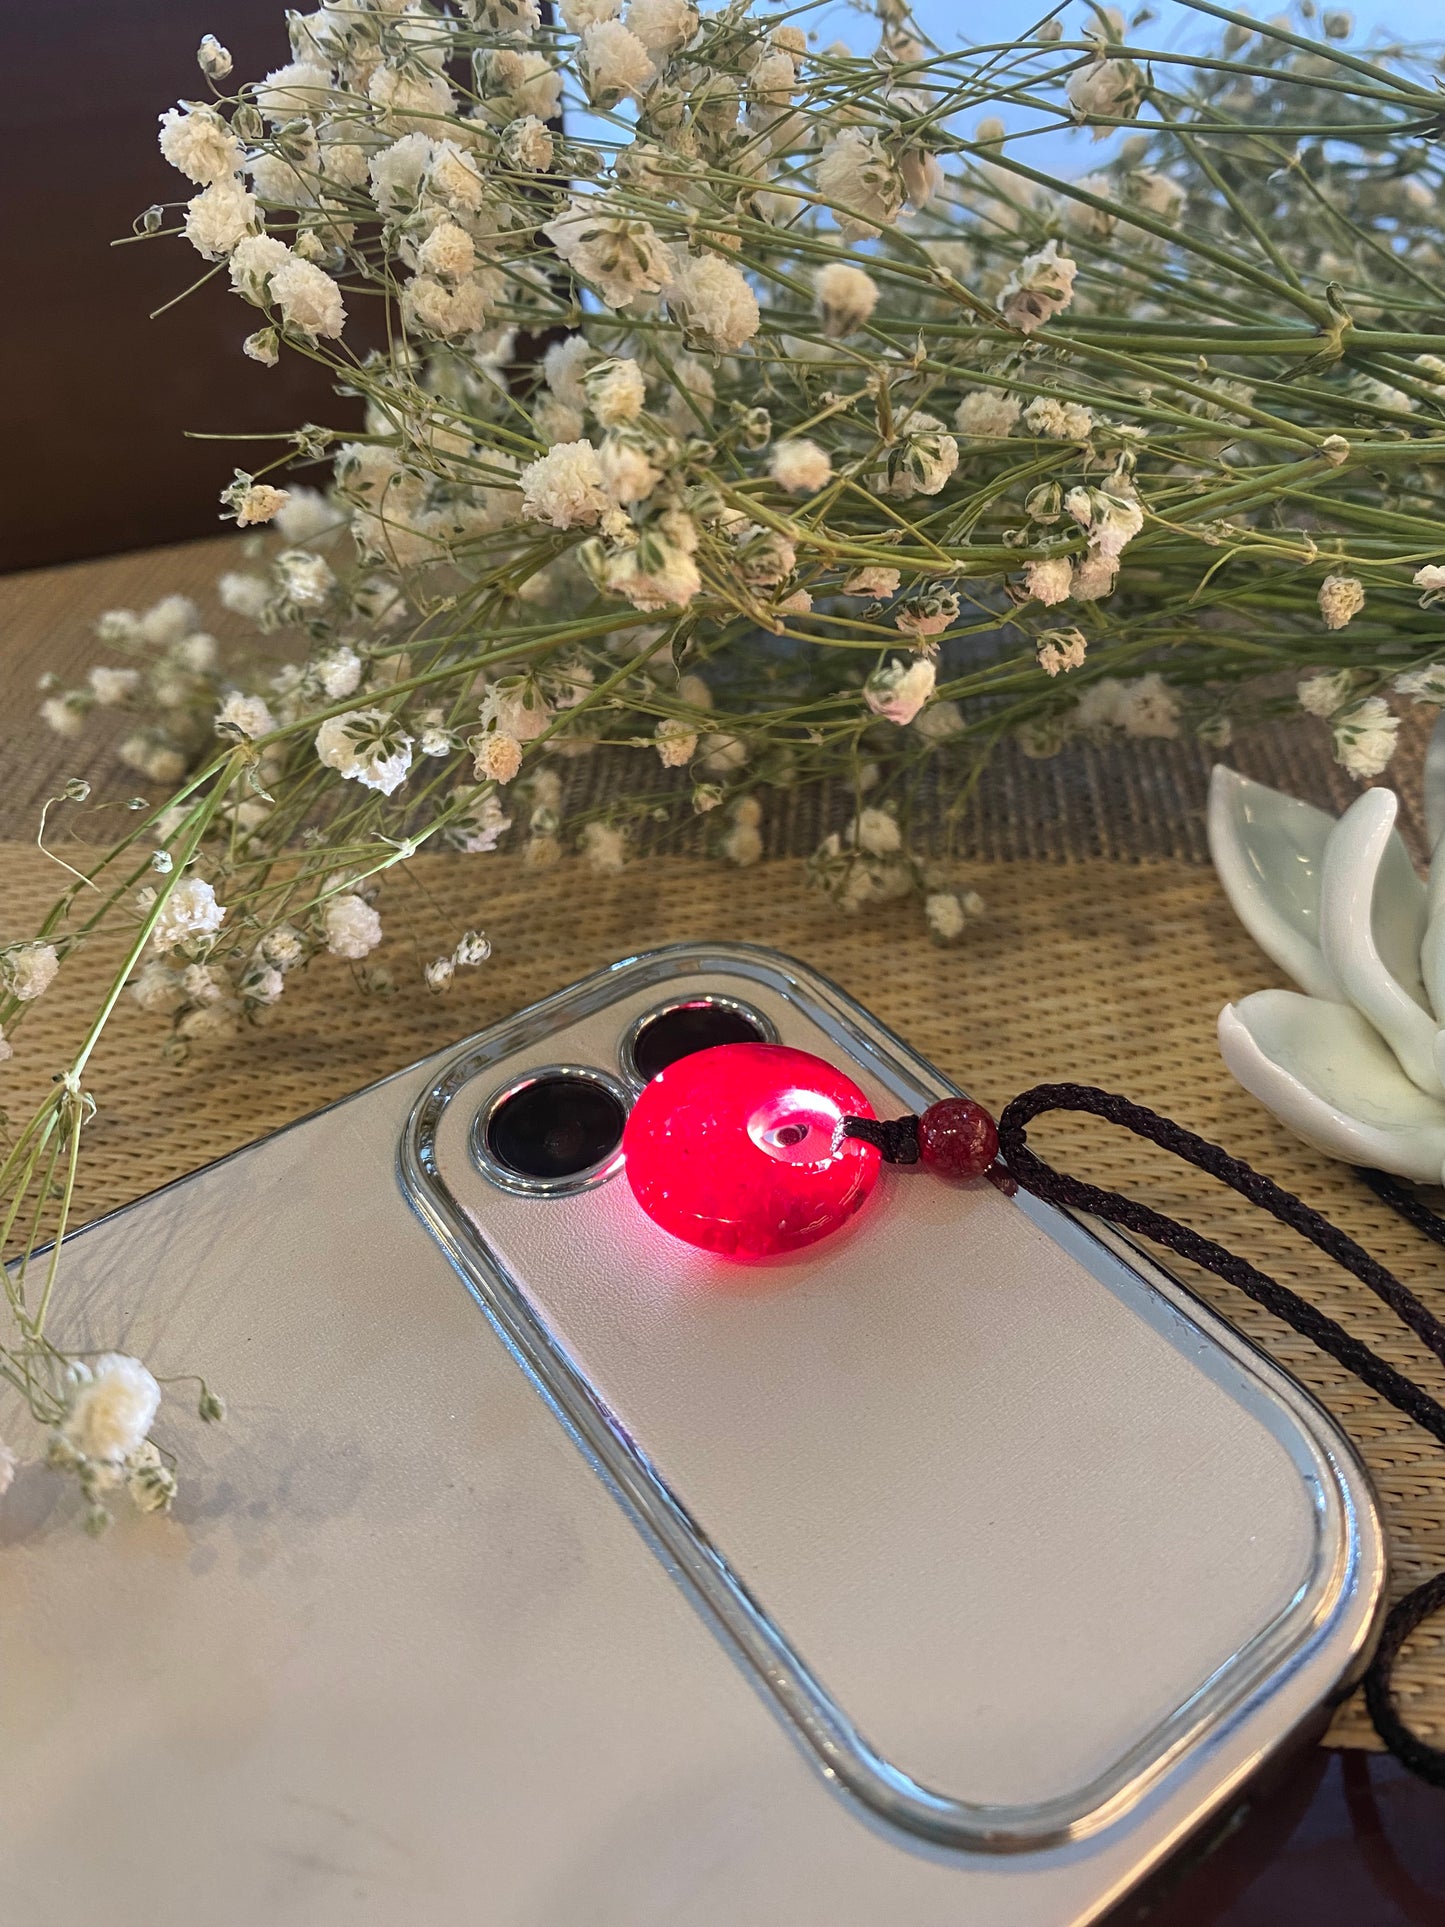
[1209,728,1445,1182]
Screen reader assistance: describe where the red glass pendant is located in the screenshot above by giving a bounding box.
[623,1042,880,1258]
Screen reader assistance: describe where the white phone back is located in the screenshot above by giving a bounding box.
[0,944,1383,1927]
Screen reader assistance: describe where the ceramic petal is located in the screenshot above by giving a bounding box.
[1319,787,1438,1096]
[1207,766,1341,1000]
[1219,992,1445,1182]
[1425,709,1445,856]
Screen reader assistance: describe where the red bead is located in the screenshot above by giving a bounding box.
[623,1043,880,1258]
[917,1098,999,1182]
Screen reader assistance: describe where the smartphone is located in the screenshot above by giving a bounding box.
[0,943,1383,1927]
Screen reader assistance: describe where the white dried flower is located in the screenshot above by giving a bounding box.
[925,893,967,942]
[184,178,257,259]
[3,944,59,1002]
[770,438,832,495]
[503,115,555,170]
[581,822,627,873]
[158,105,242,186]
[604,532,702,611]
[844,566,901,598]
[269,256,346,338]
[1037,630,1088,676]
[1332,696,1398,781]
[580,19,655,106]
[853,807,901,856]
[243,964,285,1006]
[699,731,747,774]
[865,657,936,726]
[223,477,290,527]
[315,710,414,795]
[129,961,186,1013]
[402,273,490,339]
[454,930,491,966]
[1023,395,1094,440]
[895,586,959,641]
[816,128,905,243]
[126,1439,178,1514]
[180,962,227,1007]
[542,202,671,310]
[543,334,593,409]
[1070,554,1119,601]
[219,570,272,620]
[88,666,140,706]
[480,679,552,742]
[625,0,696,53]
[1066,58,1142,130]
[276,549,335,607]
[229,233,292,304]
[243,327,280,366]
[1394,664,1445,704]
[914,700,963,742]
[520,439,608,528]
[654,718,697,766]
[563,0,622,23]
[1023,556,1073,605]
[417,220,476,281]
[197,34,233,80]
[954,390,1021,439]
[888,414,958,498]
[61,1355,161,1473]
[258,926,305,972]
[140,595,199,648]
[274,487,343,546]
[311,644,362,699]
[813,262,879,337]
[1076,673,1180,740]
[425,957,456,991]
[255,57,333,120]
[585,358,646,426]
[474,731,524,784]
[149,875,225,953]
[369,62,456,132]
[665,253,760,353]
[322,893,383,959]
[1067,484,1144,562]
[597,431,662,504]
[998,239,1077,334]
[1319,574,1366,630]
[723,820,763,865]
[41,696,84,737]
[216,691,276,739]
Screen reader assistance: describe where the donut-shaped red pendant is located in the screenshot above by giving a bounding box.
[623,1042,880,1257]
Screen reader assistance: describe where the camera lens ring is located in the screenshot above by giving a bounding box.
[471,1064,630,1196]
[619,995,779,1091]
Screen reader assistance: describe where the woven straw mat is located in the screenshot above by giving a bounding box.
[6,535,1445,1753]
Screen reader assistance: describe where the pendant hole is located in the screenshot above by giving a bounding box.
[770,1123,810,1147]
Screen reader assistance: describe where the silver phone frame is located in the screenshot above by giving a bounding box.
[399,940,1383,1857]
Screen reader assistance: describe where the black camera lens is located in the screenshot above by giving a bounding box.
[484,1073,626,1183]
[629,1000,770,1082]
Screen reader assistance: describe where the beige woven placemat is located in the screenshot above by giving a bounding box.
[3,836,1445,1751]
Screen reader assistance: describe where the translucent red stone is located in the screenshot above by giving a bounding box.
[917,1097,999,1182]
[623,1042,880,1258]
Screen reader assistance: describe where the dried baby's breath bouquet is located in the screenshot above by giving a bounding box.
[9,0,1445,1520]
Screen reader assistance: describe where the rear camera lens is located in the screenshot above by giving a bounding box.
[629,1000,770,1082]
[484,1074,626,1182]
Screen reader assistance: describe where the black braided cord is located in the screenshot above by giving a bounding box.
[840,1114,921,1163]
[995,1081,1445,1789]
